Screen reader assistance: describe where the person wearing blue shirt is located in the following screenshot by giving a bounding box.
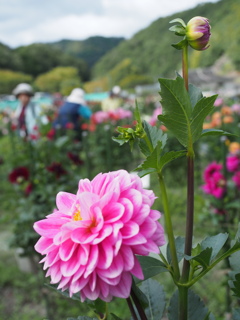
[53,88,92,139]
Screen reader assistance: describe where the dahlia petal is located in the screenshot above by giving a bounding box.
[71,226,98,244]
[92,224,113,245]
[141,240,160,254]
[102,202,124,223]
[33,218,65,238]
[35,237,55,254]
[70,276,89,294]
[97,274,121,285]
[82,284,100,301]
[78,178,92,193]
[72,265,86,282]
[139,217,157,237]
[89,272,97,291]
[121,189,142,215]
[60,247,82,277]
[97,253,123,279]
[130,256,144,280]
[118,198,134,223]
[97,241,114,269]
[149,209,161,221]
[98,277,110,298]
[109,272,132,298]
[56,192,76,213]
[121,221,139,239]
[57,276,72,290]
[50,262,62,284]
[84,245,99,278]
[44,247,60,269]
[119,245,134,271]
[133,204,150,225]
[122,233,147,245]
[59,239,78,261]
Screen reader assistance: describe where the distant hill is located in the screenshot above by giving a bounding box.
[92,0,240,79]
[49,36,124,68]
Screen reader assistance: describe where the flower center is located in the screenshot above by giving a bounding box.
[73,204,82,221]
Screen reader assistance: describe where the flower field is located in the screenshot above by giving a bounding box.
[0,93,240,320]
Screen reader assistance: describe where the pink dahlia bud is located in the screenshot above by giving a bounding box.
[185,16,211,50]
[33,170,165,302]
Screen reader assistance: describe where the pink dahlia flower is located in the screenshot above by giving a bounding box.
[33,170,165,302]
[202,171,226,199]
[226,155,240,172]
[203,162,222,182]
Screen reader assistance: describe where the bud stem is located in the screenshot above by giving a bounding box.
[182,45,189,91]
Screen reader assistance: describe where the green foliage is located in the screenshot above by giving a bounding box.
[138,279,166,320]
[14,43,89,80]
[34,66,81,94]
[158,75,217,148]
[135,256,168,284]
[168,290,214,320]
[0,69,33,94]
[50,36,124,68]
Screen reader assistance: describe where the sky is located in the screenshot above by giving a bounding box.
[0,0,219,48]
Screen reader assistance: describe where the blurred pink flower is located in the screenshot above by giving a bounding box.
[232,171,240,190]
[202,171,226,199]
[203,162,222,181]
[92,111,109,124]
[231,104,240,115]
[213,98,223,107]
[149,107,162,126]
[108,108,132,121]
[34,170,165,302]
[226,155,240,172]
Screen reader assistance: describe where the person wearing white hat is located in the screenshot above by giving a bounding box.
[12,83,48,138]
[53,88,92,139]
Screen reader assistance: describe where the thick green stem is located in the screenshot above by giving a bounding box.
[178,286,188,320]
[158,173,180,280]
[182,45,189,91]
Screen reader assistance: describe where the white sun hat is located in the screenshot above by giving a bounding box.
[66,88,86,105]
[13,83,34,97]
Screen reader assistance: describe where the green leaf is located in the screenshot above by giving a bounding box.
[188,84,203,109]
[171,39,188,50]
[231,273,240,298]
[201,233,229,260]
[136,141,162,173]
[136,168,157,178]
[169,25,186,36]
[169,18,186,27]
[191,95,217,143]
[84,298,107,316]
[201,129,236,138]
[143,120,167,150]
[168,290,210,320]
[134,256,168,284]
[158,75,192,147]
[186,247,213,269]
[55,135,69,148]
[139,279,166,320]
[167,236,185,264]
[131,280,149,309]
[159,150,186,171]
[233,308,240,320]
